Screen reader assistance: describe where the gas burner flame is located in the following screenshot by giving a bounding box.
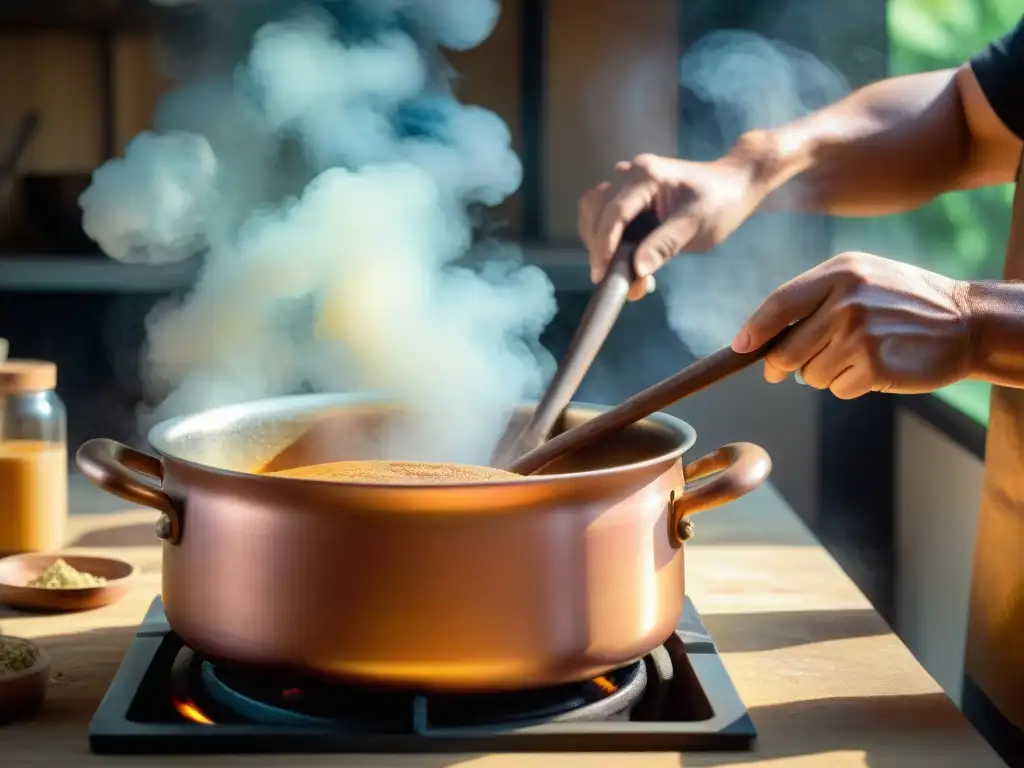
[173,696,215,725]
[589,676,619,696]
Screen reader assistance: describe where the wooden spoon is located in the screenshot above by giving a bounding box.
[493,211,660,466]
[505,332,790,476]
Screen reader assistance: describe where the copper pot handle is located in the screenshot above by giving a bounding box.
[76,438,182,543]
[669,442,772,547]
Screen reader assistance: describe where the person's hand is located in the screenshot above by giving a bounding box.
[731,252,974,399]
[578,148,770,300]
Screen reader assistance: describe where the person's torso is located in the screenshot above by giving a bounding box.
[965,152,1024,745]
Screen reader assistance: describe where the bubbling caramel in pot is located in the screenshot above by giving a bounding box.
[264,460,521,485]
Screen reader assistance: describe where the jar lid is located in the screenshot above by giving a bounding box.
[0,360,57,394]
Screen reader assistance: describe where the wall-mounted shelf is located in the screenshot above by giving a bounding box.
[0,245,593,294]
[0,255,201,293]
[0,0,184,31]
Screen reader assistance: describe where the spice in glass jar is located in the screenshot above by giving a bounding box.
[0,357,67,555]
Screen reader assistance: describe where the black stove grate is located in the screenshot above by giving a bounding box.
[185,648,648,730]
[89,597,756,754]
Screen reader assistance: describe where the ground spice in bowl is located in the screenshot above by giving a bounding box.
[26,558,107,589]
[0,635,38,676]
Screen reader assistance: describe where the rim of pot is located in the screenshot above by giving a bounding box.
[146,391,698,489]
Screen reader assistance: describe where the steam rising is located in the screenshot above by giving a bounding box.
[661,31,849,355]
[80,0,555,464]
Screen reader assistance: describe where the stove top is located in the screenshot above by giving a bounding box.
[89,597,755,754]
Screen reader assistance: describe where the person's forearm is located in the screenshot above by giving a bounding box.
[729,68,977,217]
[967,280,1024,388]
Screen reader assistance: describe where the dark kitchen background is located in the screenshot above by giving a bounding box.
[0,0,1014,712]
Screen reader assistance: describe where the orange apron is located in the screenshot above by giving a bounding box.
[964,152,1024,762]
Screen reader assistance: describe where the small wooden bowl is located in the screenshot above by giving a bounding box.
[0,554,136,613]
[0,637,50,724]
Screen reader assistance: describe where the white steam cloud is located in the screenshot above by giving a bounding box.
[79,0,556,465]
[660,31,849,356]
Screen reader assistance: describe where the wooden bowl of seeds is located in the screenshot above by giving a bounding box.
[0,635,50,723]
[0,554,136,613]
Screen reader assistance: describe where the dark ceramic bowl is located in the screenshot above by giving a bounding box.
[0,636,50,724]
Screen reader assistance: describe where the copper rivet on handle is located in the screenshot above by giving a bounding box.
[667,491,684,549]
[155,513,177,542]
[667,489,695,547]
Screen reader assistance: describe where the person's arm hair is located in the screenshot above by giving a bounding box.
[726,17,1024,218]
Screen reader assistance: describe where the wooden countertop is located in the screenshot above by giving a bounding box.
[1,481,1007,767]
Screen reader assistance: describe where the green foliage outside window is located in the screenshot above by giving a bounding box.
[866,0,1020,424]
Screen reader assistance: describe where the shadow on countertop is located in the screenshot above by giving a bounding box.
[682,693,1002,767]
[702,608,889,654]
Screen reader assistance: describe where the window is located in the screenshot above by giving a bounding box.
[838,0,1020,427]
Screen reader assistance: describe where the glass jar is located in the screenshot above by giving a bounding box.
[0,360,67,555]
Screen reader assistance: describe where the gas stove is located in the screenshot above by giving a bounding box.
[89,596,755,754]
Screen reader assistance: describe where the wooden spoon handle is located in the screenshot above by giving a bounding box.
[505,332,789,476]
[494,211,660,464]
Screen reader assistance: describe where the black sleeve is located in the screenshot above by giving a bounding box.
[970,15,1024,140]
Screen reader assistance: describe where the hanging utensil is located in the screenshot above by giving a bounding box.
[493,211,661,466]
[505,329,793,476]
[0,113,40,190]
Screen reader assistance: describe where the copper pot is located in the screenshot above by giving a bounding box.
[76,394,770,692]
